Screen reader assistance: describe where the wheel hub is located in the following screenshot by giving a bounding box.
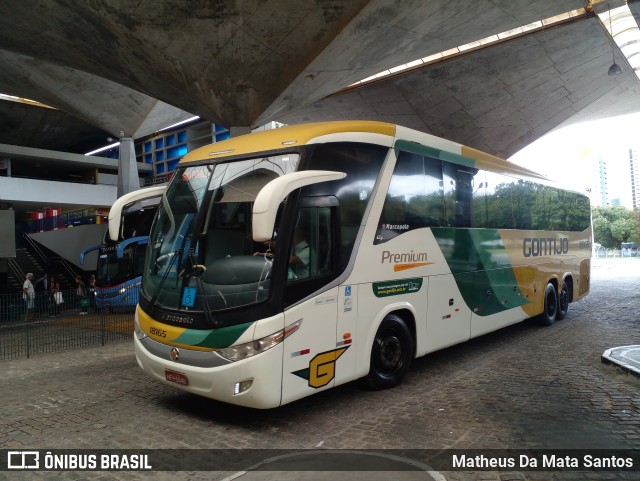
[379,336,401,370]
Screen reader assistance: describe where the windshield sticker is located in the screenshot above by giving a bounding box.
[181,287,196,308]
[373,278,423,297]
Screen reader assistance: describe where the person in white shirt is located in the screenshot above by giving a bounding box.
[289,228,310,279]
[253,226,313,280]
[22,272,35,320]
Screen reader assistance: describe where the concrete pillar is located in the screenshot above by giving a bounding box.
[117,136,140,198]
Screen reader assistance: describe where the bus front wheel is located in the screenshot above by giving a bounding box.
[540,282,558,326]
[365,314,413,390]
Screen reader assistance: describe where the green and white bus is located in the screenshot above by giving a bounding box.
[111,121,591,409]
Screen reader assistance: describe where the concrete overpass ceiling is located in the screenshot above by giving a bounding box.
[0,100,109,153]
[0,0,371,129]
[0,0,638,158]
[0,1,594,130]
[0,49,195,140]
[278,13,640,159]
[257,0,590,125]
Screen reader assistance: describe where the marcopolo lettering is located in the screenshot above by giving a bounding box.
[523,237,569,257]
[381,250,428,263]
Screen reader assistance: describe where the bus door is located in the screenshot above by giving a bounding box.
[425,273,472,352]
[281,203,344,404]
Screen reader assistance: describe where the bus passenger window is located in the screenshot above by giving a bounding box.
[375,151,445,244]
[289,225,313,280]
[287,206,334,282]
[454,169,475,228]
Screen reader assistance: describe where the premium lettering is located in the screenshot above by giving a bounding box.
[381,250,428,263]
[522,237,568,257]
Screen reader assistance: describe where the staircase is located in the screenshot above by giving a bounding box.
[6,248,44,293]
[8,235,77,293]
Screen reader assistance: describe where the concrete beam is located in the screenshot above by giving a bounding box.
[0,143,153,172]
[278,15,640,159]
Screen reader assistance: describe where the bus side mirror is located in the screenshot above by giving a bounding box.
[252,170,346,242]
[108,185,167,241]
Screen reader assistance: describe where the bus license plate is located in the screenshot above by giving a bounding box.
[165,369,189,386]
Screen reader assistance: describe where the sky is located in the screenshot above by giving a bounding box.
[509,113,640,209]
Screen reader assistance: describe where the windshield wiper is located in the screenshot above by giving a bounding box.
[183,251,219,327]
[149,248,181,315]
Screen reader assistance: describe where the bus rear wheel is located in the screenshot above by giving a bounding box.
[540,282,558,326]
[556,281,569,321]
[365,314,413,390]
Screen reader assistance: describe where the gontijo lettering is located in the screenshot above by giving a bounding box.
[523,237,568,257]
[381,250,428,263]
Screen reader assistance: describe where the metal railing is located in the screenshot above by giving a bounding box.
[594,248,639,258]
[23,233,78,282]
[0,288,135,360]
[7,257,24,283]
[20,208,105,236]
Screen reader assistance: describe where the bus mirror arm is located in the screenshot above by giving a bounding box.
[79,244,100,266]
[251,170,346,242]
[108,186,167,241]
[116,236,150,258]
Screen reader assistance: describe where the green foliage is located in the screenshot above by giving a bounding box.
[481,180,590,231]
[592,206,640,248]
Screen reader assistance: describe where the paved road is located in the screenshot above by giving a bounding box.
[1,258,639,480]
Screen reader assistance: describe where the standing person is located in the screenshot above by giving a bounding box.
[51,276,64,316]
[75,275,87,315]
[35,272,48,291]
[87,274,97,313]
[22,272,35,320]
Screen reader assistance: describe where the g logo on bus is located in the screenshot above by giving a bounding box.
[292,346,349,388]
[170,347,180,362]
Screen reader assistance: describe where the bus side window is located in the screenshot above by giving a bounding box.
[304,142,388,271]
[454,169,476,228]
[375,151,445,244]
[287,206,335,282]
[133,243,146,277]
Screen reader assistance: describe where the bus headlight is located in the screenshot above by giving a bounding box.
[216,319,301,362]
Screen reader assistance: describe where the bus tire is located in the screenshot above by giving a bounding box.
[365,314,413,390]
[540,282,558,326]
[556,281,569,321]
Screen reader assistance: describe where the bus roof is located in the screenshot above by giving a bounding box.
[181,121,396,163]
[181,120,549,185]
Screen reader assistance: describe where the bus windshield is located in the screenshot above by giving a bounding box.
[142,154,300,313]
[97,248,130,287]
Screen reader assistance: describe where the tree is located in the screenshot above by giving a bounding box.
[592,206,640,248]
[611,218,635,245]
[592,210,613,247]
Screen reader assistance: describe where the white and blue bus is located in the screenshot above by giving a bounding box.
[110,121,592,408]
[82,194,161,312]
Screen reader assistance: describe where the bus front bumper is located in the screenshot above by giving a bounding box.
[134,335,284,409]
